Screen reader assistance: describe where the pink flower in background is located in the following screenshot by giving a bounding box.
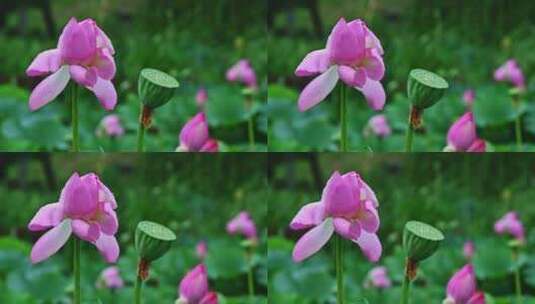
[177,264,218,304]
[177,113,219,152]
[463,241,475,260]
[365,266,391,289]
[295,18,386,112]
[494,59,525,89]
[26,17,117,111]
[494,211,525,242]
[444,264,485,304]
[290,171,381,262]
[463,89,475,106]
[445,112,486,152]
[196,88,208,108]
[196,241,207,260]
[98,114,124,137]
[226,59,257,89]
[28,172,119,264]
[97,266,124,289]
[367,114,391,138]
[226,211,257,241]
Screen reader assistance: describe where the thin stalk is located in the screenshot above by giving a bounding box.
[247,249,255,301]
[136,120,145,152]
[335,235,344,304]
[405,106,420,152]
[70,83,79,152]
[513,248,522,304]
[339,84,348,152]
[134,275,142,304]
[513,96,523,151]
[73,238,81,304]
[400,273,410,304]
[248,116,255,150]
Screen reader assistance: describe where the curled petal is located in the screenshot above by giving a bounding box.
[72,219,100,242]
[69,65,97,87]
[333,217,361,240]
[61,172,98,218]
[467,292,486,304]
[94,233,120,263]
[99,204,119,235]
[94,49,116,80]
[322,171,360,217]
[199,139,219,152]
[327,18,365,65]
[89,78,117,110]
[298,65,339,111]
[26,49,61,77]
[295,49,330,77]
[99,181,117,209]
[467,139,486,152]
[199,292,218,304]
[353,231,382,262]
[28,203,63,231]
[361,180,379,207]
[338,66,366,87]
[29,65,71,111]
[292,218,334,262]
[290,201,325,230]
[358,201,380,233]
[363,52,385,81]
[355,79,385,111]
[30,219,72,264]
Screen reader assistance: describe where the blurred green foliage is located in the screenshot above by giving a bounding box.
[268,153,535,303]
[268,0,535,151]
[0,0,267,151]
[0,153,267,303]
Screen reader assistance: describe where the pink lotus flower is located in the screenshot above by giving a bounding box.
[28,172,119,264]
[295,18,386,112]
[196,241,207,260]
[494,59,525,89]
[445,112,486,152]
[290,171,381,262]
[366,114,391,138]
[177,113,219,152]
[365,266,391,289]
[98,114,124,137]
[494,211,525,242]
[444,264,485,304]
[226,59,257,89]
[226,211,258,242]
[26,17,117,111]
[463,241,475,260]
[177,264,218,304]
[196,88,208,108]
[463,90,475,106]
[97,266,124,289]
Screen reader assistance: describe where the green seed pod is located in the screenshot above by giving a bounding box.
[403,221,444,263]
[135,221,176,262]
[138,68,180,109]
[407,69,448,110]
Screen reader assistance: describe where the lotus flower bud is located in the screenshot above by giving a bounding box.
[407,69,449,110]
[135,221,176,263]
[138,68,179,109]
[403,221,444,263]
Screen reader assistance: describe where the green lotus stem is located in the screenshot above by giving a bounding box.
[512,247,522,304]
[404,106,420,152]
[339,84,348,152]
[69,83,79,152]
[134,273,143,304]
[248,117,255,149]
[137,120,145,152]
[73,237,81,304]
[247,249,255,301]
[512,95,523,151]
[400,270,411,304]
[335,235,344,304]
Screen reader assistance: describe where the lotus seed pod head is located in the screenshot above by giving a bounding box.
[138,68,179,109]
[407,69,449,110]
[135,221,176,262]
[403,221,444,262]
